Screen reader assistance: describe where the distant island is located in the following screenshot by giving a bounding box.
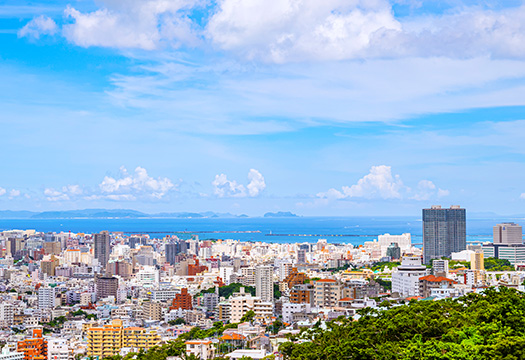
[263,211,298,218]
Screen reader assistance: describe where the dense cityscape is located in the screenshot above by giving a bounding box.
[0,205,522,359]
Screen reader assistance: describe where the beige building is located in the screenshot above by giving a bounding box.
[494,223,523,245]
[470,251,485,284]
[229,288,273,323]
[43,242,61,256]
[142,301,162,321]
[314,279,342,307]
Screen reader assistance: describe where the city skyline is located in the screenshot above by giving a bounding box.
[2,1,525,216]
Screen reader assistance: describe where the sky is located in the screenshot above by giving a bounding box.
[1,0,525,216]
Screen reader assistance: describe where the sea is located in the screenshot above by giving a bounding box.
[0,216,521,246]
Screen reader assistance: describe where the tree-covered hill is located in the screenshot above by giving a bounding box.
[280,287,525,360]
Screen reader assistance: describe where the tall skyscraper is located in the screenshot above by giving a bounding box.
[255,266,274,303]
[493,223,523,245]
[165,243,179,265]
[94,231,110,269]
[423,205,466,264]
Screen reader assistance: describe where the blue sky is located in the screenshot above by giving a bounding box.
[1,0,525,216]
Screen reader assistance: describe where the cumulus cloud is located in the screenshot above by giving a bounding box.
[411,180,449,201]
[212,169,266,198]
[246,169,266,197]
[62,0,200,50]
[0,187,5,196]
[318,165,404,200]
[318,165,448,201]
[207,0,401,62]
[18,15,57,39]
[44,185,83,201]
[207,1,525,62]
[21,1,525,62]
[99,166,175,199]
[44,188,70,202]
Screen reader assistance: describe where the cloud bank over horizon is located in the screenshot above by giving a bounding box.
[2,0,525,215]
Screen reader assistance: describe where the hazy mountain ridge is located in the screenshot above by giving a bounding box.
[0,209,252,219]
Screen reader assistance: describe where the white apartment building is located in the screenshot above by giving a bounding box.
[255,266,273,303]
[391,256,428,297]
[253,302,273,321]
[136,266,160,287]
[185,341,214,360]
[47,338,69,360]
[219,266,234,286]
[240,267,256,286]
[0,303,14,327]
[38,287,55,309]
[282,303,311,324]
[229,288,273,323]
[378,233,412,257]
[432,259,449,277]
[149,290,178,301]
[279,263,293,281]
[0,346,24,360]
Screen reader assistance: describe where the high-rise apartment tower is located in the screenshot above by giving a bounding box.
[423,205,466,264]
[94,231,110,269]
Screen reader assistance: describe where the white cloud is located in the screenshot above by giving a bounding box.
[207,0,401,62]
[22,1,525,62]
[106,194,137,201]
[0,187,5,196]
[62,1,200,50]
[8,189,21,199]
[411,180,449,201]
[520,193,525,200]
[63,184,83,196]
[318,165,448,201]
[207,1,525,62]
[246,169,266,197]
[44,185,84,201]
[99,166,175,199]
[18,15,57,39]
[212,174,246,198]
[318,165,404,200]
[212,169,266,198]
[44,188,70,202]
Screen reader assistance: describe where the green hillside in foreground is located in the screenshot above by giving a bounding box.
[280,287,525,360]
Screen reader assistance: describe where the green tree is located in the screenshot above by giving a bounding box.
[240,310,255,323]
[279,287,525,360]
[273,283,282,299]
[168,318,186,325]
[485,257,514,271]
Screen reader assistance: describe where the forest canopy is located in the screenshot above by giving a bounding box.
[279,287,525,360]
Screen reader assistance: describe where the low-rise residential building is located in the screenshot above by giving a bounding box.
[185,340,214,359]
